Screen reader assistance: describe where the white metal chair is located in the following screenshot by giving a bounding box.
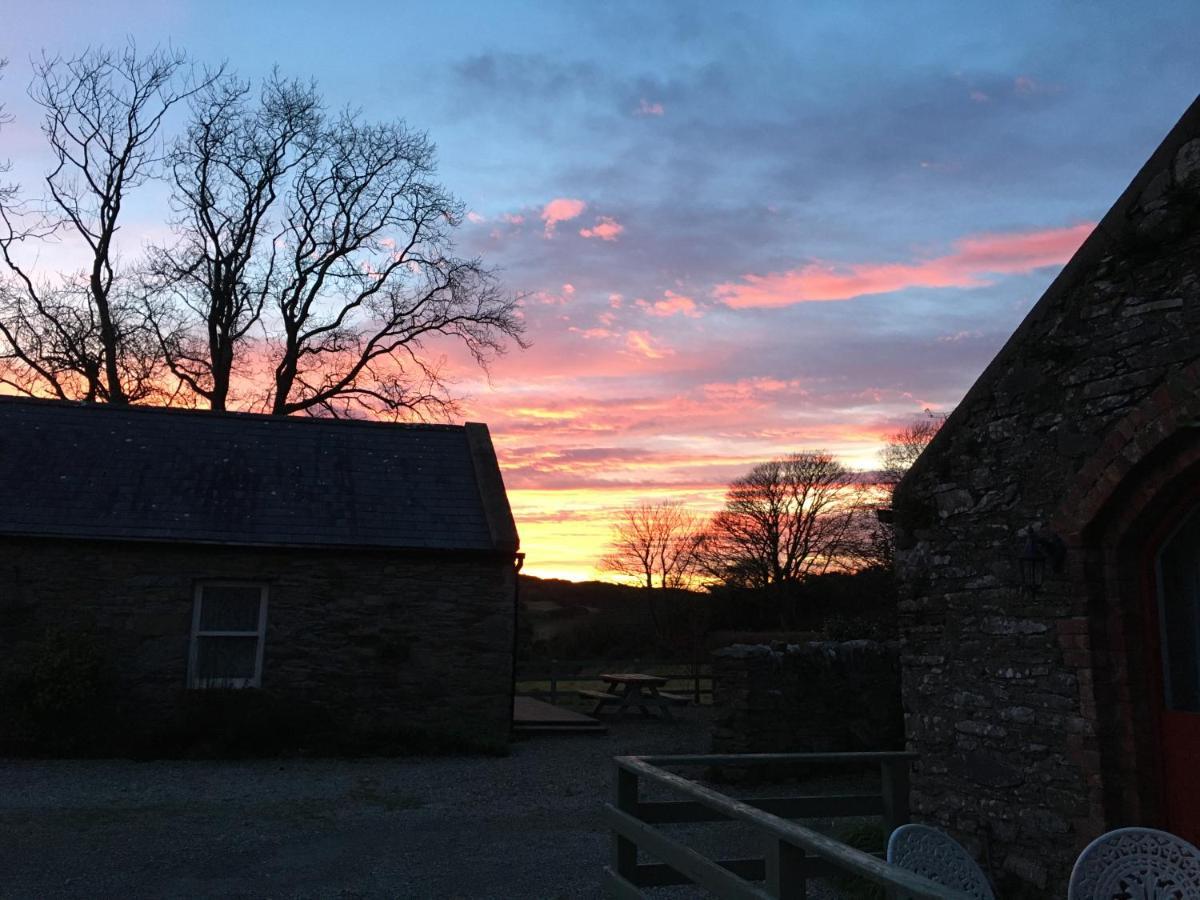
[886,823,996,899]
[1068,826,1200,900]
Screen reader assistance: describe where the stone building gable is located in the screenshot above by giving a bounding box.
[893,94,1200,895]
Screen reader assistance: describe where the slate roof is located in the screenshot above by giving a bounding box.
[0,398,519,553]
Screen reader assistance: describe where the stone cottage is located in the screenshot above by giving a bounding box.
[0,397,520,752]
[894,94,1200,892]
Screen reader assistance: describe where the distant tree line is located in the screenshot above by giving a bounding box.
[600,414,945,632]
[0,45,524,418]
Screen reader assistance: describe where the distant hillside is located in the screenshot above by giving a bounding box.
[518,575,704,658]
[520,574,700,608]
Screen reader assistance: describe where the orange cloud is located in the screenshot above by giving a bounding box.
[541,197,587,236]
[579,216,625,241]
[639,289,699,317]
[623,330,674,360]
[714,222,1094,308]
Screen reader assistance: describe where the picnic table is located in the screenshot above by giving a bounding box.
[577,673,687,721]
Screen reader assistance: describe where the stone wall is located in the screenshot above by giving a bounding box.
[711,641,903,756]
[0,536,516,752]
[894,100,1200,894]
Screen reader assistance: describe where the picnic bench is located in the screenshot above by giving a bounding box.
[579,673,687,721]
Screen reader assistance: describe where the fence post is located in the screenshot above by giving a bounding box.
[613,764,639,884]
[880,757,911,836]
[766,838,807,899]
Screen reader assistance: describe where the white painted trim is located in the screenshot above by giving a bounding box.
[187,581,270,689]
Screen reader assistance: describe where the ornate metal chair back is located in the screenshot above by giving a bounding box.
[1068,827,1200,900]
[886,823,996,900]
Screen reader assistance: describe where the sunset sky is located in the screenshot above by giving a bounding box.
[4,2,1200,579]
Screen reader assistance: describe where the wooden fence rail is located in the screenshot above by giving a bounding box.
[606,752,973,900]
[515,659,714,705]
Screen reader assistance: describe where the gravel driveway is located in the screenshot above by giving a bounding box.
[1,709,714,899]
[2,708,862,899]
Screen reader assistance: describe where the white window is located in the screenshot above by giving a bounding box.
[188,583,268,689]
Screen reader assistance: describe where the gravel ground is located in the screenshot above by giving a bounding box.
[0,708,859,899]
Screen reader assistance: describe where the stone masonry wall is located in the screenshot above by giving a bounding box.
[0,536,516,750]
[711,641,903,756]
[894,105,1200,894]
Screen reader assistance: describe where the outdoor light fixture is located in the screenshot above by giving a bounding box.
[1017,528,1066,595]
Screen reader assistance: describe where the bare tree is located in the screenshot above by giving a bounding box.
[600,499,704,645]
[262,111,524,418]
[601,500,704,590]
[0,50,525,419]
[143,72,319,410]
[702,452,864,626]
[146,75,525,418]
[880,411,944,485]
[0,45,218,403]
[866,412,946,571]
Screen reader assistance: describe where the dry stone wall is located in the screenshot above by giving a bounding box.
[711,641,903,756]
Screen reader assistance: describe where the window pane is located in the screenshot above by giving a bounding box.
[195,636,259,684]
[199,586,262,632]
[1160,512,1200,712]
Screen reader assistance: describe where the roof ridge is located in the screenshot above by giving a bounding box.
[0,395,467,432]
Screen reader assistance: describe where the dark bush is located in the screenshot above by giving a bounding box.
[0,628,117,754]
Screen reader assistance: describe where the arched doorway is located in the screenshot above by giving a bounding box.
[1154,504,1200,843]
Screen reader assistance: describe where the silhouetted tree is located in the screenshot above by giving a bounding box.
[0,48,525,419]
[601,500,704,590]
[880,411,944,485]
[868,411,946,569]
[702,452,865,628]
[0,45,218,403]
[142,72,320,411]
[600,500,704,643]
[262,111,523,418]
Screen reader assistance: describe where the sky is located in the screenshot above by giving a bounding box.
[3,1,1199,580]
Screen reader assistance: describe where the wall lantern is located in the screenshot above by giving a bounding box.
[1017,528,1066,596]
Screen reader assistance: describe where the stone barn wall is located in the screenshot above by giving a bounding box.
[894,98,1200,894]
[711,641,903,756]
[0,537,517,753]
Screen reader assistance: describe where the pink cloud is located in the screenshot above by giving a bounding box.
[569,326,617,340]
[639,290,700,317]
[579,216,625,241]
[503,213,525,225]
[714,222,1095,309]
[466,211,486,224]
[623,330,674,360]
[541,198,587,236]
[969,90,990,103]
[634,98,665,117]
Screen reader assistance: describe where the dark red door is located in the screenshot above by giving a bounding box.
[1155,507,1200,844]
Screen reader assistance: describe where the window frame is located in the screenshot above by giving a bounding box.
[187,581,269,690]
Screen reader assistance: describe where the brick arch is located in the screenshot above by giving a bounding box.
[1050,358,1200,542]
[1048,360,1200,831]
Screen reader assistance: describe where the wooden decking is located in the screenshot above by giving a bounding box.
[512,696,607,735]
